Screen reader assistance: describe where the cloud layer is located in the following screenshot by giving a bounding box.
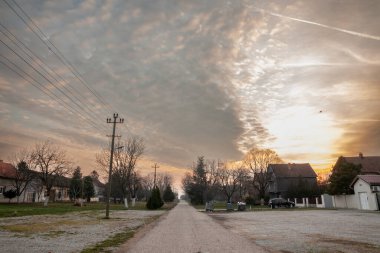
[1,0,379,180]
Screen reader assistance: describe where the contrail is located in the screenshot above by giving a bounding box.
[254,6,380,41]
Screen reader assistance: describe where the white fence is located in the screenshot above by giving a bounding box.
[332,194,358,209]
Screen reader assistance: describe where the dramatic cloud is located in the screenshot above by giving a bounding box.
[1,0,379,190]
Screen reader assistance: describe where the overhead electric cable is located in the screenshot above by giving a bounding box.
[6,0,115,114]
[0,23,110,124]
[0,38,109,132]
[0,56,106,133]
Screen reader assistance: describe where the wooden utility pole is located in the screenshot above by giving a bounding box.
[152,163,159,187]
[105,113,124,219]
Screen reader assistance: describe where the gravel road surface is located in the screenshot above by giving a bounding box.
[0,209,164,253]
[210,209,380,253]
[119,200,267,253]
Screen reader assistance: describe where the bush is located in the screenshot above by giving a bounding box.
[163,185,175,202]
[146,186,164,210]
[3,189,17,202]
[245,196,255,205]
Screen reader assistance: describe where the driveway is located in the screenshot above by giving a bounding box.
[210,209,380,253]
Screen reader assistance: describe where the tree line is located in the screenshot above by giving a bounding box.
[4,138,176,209]
[95,136,176,209]
[182,149,326,205]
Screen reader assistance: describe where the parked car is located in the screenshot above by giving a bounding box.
[268,198,295,208]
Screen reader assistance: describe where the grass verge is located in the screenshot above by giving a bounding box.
[80,216,160,253]
[0,201,177,218]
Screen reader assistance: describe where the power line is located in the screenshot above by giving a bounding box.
[0,56,106,133]
[5,0,115,114]
[4,0,137,138]
[105,113,124,218]
[0,22,110,124]
[0,38,109,133]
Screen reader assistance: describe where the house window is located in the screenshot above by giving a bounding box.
[0,186,4,193]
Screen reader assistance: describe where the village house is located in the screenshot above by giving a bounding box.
[267,163,318,198]
[350,174,380,210]
[0,159,27,202]
[334,153,380,175]
[0,159,70,203]
[91,177,106,202]
[331,153,380,210]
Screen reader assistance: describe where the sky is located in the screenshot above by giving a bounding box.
[1,0,380,192]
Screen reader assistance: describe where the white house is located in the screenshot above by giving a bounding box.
[0,159,70,203]
[350,175,380,211]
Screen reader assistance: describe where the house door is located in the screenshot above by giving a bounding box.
[359,192,369,210]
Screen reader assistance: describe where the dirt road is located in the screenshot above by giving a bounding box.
[119,200,267,253]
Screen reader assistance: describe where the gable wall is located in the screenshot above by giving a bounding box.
[353,178,379,210]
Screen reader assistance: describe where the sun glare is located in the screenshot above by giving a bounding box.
[264,105,343,164]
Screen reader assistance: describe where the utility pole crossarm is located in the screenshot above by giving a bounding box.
[105,113,124,219]
[152,163,159,187]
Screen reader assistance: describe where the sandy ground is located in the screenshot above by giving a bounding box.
[0,209,164,253]
[119,200,268,253]
[209,209,380,253]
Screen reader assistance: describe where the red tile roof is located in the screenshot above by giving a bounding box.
[0,161,17,179]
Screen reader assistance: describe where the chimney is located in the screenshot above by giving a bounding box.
[359,153,364,159]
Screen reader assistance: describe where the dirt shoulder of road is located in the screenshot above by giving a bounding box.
[0,209,165,253]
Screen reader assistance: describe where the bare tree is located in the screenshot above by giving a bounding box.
[204,159,220,201]
[114,136,144,207]
[156,173,173,196]
[30,141,72,206]
[243,148,283,199]
[96,136,145,207]
[10,149,36,203]
[142,172,173,200]
[182,157,222,204]
[95,148,110,179]
[217,164,241,203]
[129,171,143,205]
[236,167,250,200]
[142,173,155,195]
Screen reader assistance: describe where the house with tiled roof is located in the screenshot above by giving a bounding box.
[0,160,18,201]
[330,153,380,210]
[267,163,318,198]
[334,153,380,175]
[0,159,70,203]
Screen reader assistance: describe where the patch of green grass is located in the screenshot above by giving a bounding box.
[42,230,67,238]
[0,220,83,234]
[0,202,140,218]
[80,216,160,253]
[0,201,178,218]
[80,228,136,253]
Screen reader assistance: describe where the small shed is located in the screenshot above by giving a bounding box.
[350,175,380,211]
